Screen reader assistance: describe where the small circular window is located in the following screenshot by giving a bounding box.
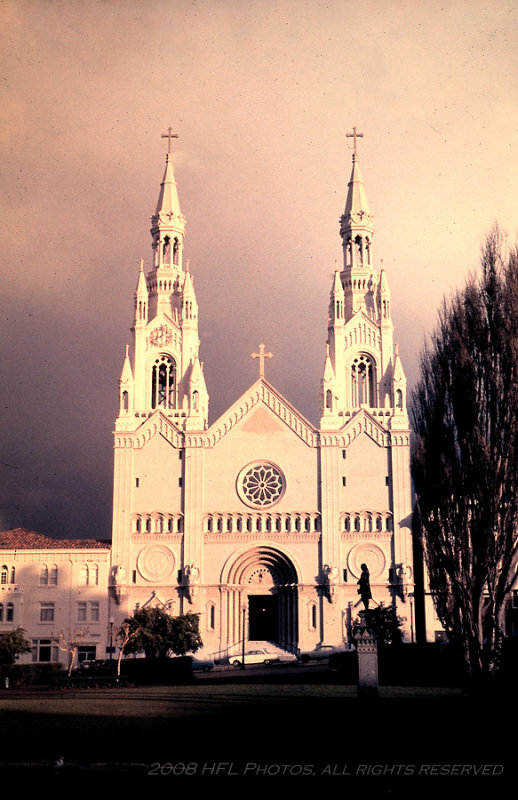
[237,462,285,508]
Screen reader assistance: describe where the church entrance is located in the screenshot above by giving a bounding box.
[223,546,299,653]
[248,595,278,641]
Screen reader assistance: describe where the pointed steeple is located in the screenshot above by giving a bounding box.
[330,267,345,325]
[118,344,134,419]
[343,154,371,221]
[133,259,149,328]
[340,129,374,273]
[154,152,183,220]
[391,343,408,424]
[150,133,186,271]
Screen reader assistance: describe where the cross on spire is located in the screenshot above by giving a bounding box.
[251,343,273,379]
[161,127,179,153]
[346,126,364,157]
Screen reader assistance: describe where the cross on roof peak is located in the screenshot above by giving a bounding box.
[161,127,179,154]
[346,126,364,158]
[251,343,273,379]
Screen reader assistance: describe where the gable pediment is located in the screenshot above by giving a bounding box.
[205,379,317,448]
[320,407,389,448]
[343,312,381,353]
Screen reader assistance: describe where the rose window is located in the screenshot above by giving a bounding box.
[238,462,285,508]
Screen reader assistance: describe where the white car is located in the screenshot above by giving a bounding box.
[230,649,280,668]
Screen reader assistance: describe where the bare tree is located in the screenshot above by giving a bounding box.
[411,225,518,683]
[53,628,90,676]
[114,620,141,680]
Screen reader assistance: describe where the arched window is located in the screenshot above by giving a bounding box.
[80,564,89,585]
[151,355,176,410]
[10,566,15,584]
[0,565,8,585]
[351,354,377,408]
[173,237,179,265]
[396,388,403,409]
[39,564,48,585]
[326,389,333,410]
[49,564,58,586]
[162,235,171,263]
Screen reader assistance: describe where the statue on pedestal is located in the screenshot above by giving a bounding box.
[357,563,372,610]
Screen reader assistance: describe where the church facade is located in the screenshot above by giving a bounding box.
[1,135,430,667]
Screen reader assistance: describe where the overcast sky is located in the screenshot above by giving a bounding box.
[1,0,517,539]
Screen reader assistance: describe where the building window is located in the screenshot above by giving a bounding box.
[351,353,377,408]
[78,646,96,664]
[41,564,58,586]
[151,355,176,410]
[77,602,87,622]
[40,602,55,622]
[90,602,100,622]
[32,639,59,663]
[0,565,8,585]
[80,564,99,586]
[237,461,286,508]
[0,604,3,622]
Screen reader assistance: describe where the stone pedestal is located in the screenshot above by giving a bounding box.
[354,612,379,698]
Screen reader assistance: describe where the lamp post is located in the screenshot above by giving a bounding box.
[241,604,246,670]
[109,617,114,660]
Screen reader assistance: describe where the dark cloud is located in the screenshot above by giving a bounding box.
[1,0,517,537]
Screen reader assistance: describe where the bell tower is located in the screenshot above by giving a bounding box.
[115,132,209,433]
[111,133,210,605]
[320,130,406,428]
[318,130,414,647]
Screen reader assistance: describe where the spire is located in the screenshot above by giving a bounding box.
[150,130,186,270]
[340,129,374,272]
[133,259,149,328]
[118,344,134,418]
[329,267,345,325]
[343,154,371,221]
[154,152,183,219]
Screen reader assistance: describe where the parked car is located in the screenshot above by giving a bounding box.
[190,657,215,672]
[230,649,280,668]
[297,644,343,663]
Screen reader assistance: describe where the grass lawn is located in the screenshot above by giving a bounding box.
[0,679,512,791]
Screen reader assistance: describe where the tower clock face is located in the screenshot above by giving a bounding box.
[236,461,286,508]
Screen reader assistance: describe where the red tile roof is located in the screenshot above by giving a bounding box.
[0,528,111,550]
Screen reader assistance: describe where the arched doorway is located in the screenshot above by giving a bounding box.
[222,546,298,652]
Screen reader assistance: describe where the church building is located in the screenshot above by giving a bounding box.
[1,132,422,666]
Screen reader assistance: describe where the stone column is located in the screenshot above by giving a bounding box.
[354,612,379,698]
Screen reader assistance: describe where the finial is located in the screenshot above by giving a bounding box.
[251,343,273,379]
[346,126,364,159]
